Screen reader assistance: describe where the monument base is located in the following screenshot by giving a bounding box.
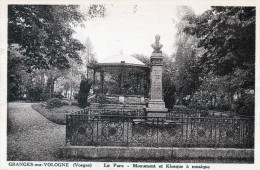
[148,100,167,109]
[146,100,168,120]
[146,108,168,117]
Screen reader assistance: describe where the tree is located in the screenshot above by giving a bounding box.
[84,37,97,79]
[78,76,92,108]
[132,54,151,67]
[162,54,176,109]
[8,5,86,71]
[8,5,86,100]
[183,7,255,113]
[8,5,107,101]
[184,7,255,88]
[57,56,83,100]
[87,4,107,18]
[8,45,28,100]
[173,6,202,105]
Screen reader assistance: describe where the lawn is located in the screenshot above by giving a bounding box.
[32,103,81,125]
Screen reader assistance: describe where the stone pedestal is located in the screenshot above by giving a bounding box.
[147,52,168,119]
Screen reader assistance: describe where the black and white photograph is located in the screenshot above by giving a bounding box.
[1,0,259,169]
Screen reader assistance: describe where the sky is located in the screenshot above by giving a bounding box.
[73,3,210,62]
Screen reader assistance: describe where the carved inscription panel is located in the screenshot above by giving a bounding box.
[150,69,163,100]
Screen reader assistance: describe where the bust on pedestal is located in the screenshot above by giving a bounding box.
[146,35,168,119]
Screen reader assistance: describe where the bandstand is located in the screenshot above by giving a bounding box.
[89,51,150,106]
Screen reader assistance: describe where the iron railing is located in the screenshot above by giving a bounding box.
[66,113,254,148]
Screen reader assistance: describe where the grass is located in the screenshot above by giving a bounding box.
[32,103,81,125]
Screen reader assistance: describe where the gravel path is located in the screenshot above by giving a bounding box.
[7,102,65,161]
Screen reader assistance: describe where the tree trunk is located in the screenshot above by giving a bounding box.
[47,74,55,98]
[70,82,73,100]
[51,78,54,98]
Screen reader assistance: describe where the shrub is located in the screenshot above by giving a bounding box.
[78,78,92,108]
[41,102,47,107]
[46,98,63,109]
[188,102,204,110]
[96,93,108,105]
[8,85,20,101]
[61,100,70,106]
[216,103,231,111]
[235,93,254,117]
[39,92,50,101]
[163,80,175,109]
[71,101,78,106]
[73,93,79,100]
[53,92,64,99]
[27,86,43,102]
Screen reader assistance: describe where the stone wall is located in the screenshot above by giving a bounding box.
[60,146,254,162]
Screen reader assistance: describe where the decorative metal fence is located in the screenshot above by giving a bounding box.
[66,112,254,148]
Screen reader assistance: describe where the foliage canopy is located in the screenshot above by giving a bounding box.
[8,5,86,71]
[184,7,255,82]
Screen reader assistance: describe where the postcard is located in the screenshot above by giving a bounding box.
[1,0,259,169]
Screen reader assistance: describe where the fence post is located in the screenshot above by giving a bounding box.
[126,119,129,146]
[214,118,217,148]
[96,119,99,146]
[242,119,245,147]
[157,117,159,148]
[181,113,184,147]
[186,117,189,147]
[65,115,68,146]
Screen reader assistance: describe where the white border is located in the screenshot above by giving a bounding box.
[1,0,259,169]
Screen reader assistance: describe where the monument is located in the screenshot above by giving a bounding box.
[146,35,168,119]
